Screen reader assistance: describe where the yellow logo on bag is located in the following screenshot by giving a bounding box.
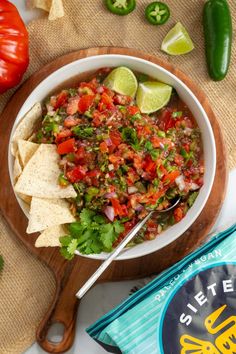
[180,305,236,353]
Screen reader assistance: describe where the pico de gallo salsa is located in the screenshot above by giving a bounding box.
[34,68,204,256]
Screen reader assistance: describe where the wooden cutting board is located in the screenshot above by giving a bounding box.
[0,47,227,353]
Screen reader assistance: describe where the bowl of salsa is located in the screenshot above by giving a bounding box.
[9,54,216,260]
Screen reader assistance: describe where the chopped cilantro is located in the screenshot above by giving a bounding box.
[72,126,94,138]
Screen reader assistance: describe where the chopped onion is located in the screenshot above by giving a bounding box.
[104,206,115,221]
[104,192,117,199]
[97,86,104,94]
[134,203,144,212]
[175,175,185,191]
[128,186,138,194]
[108,164,114,171]
[105,138,113,147]
[190,182,200,191]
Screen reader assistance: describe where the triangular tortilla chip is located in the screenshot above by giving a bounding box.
[35,224,67,248]
[18,140,39,166]
[13,152,23,184]
[17,193,32,205]
[11,103,42,156]
[14,144,76,199]
[27,197,76,234]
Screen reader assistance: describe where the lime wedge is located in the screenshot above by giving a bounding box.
[136,81,172,114]
[161,22,194,55]
[103,67,138,98]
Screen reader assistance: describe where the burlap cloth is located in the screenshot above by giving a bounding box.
[0,1,235,353]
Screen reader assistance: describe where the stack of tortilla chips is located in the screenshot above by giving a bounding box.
[12,103,76,248]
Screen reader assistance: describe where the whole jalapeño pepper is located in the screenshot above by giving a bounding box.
[203,0,232,81]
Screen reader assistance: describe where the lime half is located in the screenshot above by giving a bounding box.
[103,67,138,98]
[161,22,194,55]
[136,81,172,114]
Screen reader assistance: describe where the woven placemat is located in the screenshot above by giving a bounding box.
[0,1,235,353]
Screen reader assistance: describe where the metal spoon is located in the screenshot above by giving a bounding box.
[76,197,181,299]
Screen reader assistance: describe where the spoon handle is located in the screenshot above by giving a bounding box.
[76,211,153,299]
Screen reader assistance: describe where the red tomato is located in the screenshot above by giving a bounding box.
[74,146,86,164]
[92,111,103,127]
[79,81,97,93]
[78,95,95,113]
[143,156,156,174]
[127,106,140,115]
[100,141,108,153]
[66,166,86,183]
[174,207,184,222]
[87,170,101,178]
[159,108,176,131]
[54,91,68,109]
[0,0,29,94]
[64,116,81,128]
[110,131,121,146]
[66,97,79,115]
[162,170,180,184]
[150,136,162,148]
[57,138,75,155]
[111,199,127,217]
[174,154,184,166]
[56,129,73,143]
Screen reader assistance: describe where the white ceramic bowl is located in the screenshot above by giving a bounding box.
[8,54,216,260]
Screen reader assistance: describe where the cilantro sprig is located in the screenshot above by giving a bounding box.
[59,209,124,260]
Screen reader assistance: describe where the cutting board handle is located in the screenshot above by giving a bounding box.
[36,268,79,353]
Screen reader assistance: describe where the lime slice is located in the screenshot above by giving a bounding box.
[103,67,138,98]
[136,81,172,114]
[161,22,194,55]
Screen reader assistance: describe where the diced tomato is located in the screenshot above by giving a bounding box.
[111,198,127,217]
[78,95,95,113]
[92,111,103,127]
[110,131,121,146]
[100,141,108,153]
[108,154,124,167]
[64,116,81,128]
[159,164,168,175]
[174,154,184,166]
[151,136,162,148]
[66,166,86,183]
[79,81,97,93]
[133,155,142,170]
[74,146,86,164]
[148,189,165,205]
[113,94,132,105]
[98,93,114,111]
[127,106,140,116]
[143,156,156,174]
[162,170,180,184]
[66,97,79,115]
[137,125,152,138]
[87,169,101,178]
[183,143,190,152]
[54,91,68,109]
[159,108,176,131]
[57,138,75,155]
[56,129,73,143]
[174,207,184,222]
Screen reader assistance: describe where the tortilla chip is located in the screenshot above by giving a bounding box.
[13,152,23,184]
[14,144,76,199]
[35,224,67,248]
[17,193,32,205]
[11,103,42,157]
[28,0,64,20]
[18,140,39,166]
[27,197,76,234]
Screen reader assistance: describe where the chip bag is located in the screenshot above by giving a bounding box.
[87,224,236,354]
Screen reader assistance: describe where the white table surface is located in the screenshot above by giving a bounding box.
[12,2,236,353]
